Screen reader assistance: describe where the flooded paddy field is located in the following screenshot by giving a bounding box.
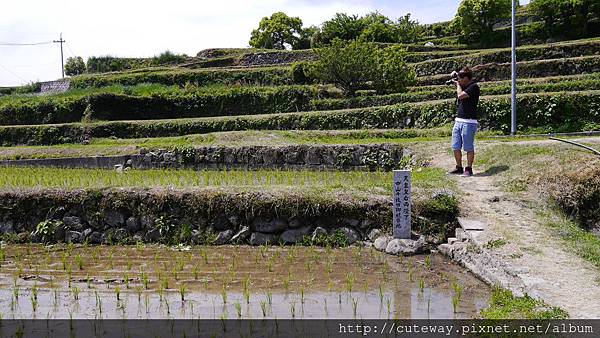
[0,244,489,319]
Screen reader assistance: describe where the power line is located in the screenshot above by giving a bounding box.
[65,42,78,58]
[0,62,28,82]
[0,41,53,46]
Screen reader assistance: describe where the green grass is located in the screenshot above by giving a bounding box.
[538,207,600,269]
[481,287,569,319]
[0,166,451,192]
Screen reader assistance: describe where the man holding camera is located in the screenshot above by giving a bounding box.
[448,67,480,177]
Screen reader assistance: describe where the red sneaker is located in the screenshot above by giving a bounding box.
[462,166,473,177]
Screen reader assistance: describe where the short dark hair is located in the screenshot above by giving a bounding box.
[458,67,473,79]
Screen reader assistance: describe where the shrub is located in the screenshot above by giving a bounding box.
[290,61,314,84]
[151,50,187,65]
[65,56,86,76]
[312,39,415,96]
[86,56,133,73]
[372,45,416,94]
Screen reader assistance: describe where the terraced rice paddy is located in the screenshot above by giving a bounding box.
[0,244,489,319]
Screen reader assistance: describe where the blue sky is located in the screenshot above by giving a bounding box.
[0,0,529,86]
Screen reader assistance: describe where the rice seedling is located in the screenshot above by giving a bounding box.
[124,272,130,289]
[126,259,133,271]
[67,264,72,287]
[72,286,80,301]
[201,249,209,264]
[283,277,290,292]
[30,294,38,313]
[451,280,463,314]
[75,254,84,270]
[171,267,178,281]
[61,253,68,271]
[221,283,228,304]
[141,272,150,290]
[144,294,150,313]
[425,255,431,269]
[179,283,187,301]
[345,272,355,292]
[243,276,251,304]
[161,276,169,290]
[325,259,333,274]
[260,301,267,317]
[115,286,121,301]
[378,284,384,303]
[164,296,171,315]
[234,302,242,318]
[386,298,392,318]
[13,281,19,300]
[0,247,5,264]
[289,301,296,318]
[351,297,358,318]
[300,285,305,304]
[266,290,272,305]
[419,278,425,294]
[135,286,142,303]
[192,264,199,280]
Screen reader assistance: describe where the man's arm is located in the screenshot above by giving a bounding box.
[456,82,469,100]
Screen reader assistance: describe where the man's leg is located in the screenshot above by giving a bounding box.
[449,122,464,174]
[454,150,463,167]
[461,123,478,176]
[466,151,474,167]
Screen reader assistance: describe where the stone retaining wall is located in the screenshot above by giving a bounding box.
[40,79,70,95]
[0,144,408,171]
[0,188,390,246]
[0,188,457,247]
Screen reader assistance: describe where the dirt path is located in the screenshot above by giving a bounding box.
[428,138,600,318]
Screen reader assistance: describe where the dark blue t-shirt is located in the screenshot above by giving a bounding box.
[457,81,480,119]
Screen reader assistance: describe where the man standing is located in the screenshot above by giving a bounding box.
[448,67,480,177]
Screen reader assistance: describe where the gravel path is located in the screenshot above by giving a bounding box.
[429,138,600,318]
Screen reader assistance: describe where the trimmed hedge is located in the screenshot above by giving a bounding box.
[86,86,317,121]
[417,56,600,85]
[414,39,600,76]
[71,67,293,89]
[0,86,318,126]
[410,73,600,92]
[1,91,598,146]
[313,79,600,110]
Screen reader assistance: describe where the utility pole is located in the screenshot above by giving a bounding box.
[53,33,66,78]
[511,0,517,135]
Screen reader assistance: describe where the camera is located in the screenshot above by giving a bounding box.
[445,74,458,86]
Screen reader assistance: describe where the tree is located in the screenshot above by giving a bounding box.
[452,0,512,44]
[373,46,417,94]
[358,12,397,43]
[314,13,365,46]
[530,0,600,38]
[311,39,415,96]
[395,13,424,43]
[249,12,303,50]
[64,56,86,76]
[293,25,320,50]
